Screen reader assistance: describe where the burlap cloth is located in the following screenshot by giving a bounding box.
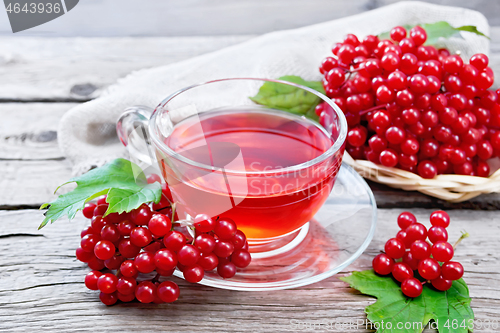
[58,1,489,175]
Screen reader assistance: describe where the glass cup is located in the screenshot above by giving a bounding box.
[117,78,347,253]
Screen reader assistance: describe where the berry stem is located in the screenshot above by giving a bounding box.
[359,104,388,116]
[157,205,172,213]
[170,202,177,227]
[339,72,353,89]
[345,67,364,73]
[190,229,196,245]
[452,231,470,250]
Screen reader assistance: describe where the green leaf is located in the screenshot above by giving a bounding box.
[340,270,474,333]
[378,21,489,46]
[249,75,325,121]
[39,158,162,229]
[456,25,489,39]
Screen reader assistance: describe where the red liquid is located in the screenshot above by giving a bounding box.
[160,109,342,240]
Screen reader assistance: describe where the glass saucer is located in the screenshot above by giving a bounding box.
[173,163,377,291]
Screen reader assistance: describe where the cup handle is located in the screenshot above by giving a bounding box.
[116,105,157,166]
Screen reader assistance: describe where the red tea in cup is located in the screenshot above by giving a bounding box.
[160,108,343,240]
[118,79,347,243]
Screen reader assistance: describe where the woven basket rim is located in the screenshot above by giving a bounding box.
[343,152,500,202]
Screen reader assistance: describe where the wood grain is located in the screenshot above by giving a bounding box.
[0,208,497,332]
[369,181,500,210]
[0,103,77,160]
[0,159,72,208]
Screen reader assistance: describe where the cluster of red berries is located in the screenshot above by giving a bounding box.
[76,175,251,305]
[317,25,499,178]
[372,210,464,297]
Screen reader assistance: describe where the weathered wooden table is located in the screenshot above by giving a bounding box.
[1,5,500,332]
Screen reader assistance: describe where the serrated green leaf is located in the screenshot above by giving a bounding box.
[106,184,162,214]
[39,158,162,229]
[249,75,325,121]
[378,21,488,46]
[340,270,473,333]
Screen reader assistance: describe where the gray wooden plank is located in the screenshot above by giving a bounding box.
[369,181,500,210]
[0,159,72,208]
[0,0,372,37]
[0,208,497,332]
[0,0,498,37]
[0,35,253,101]
[373,0,500,26]
[1,157,499,209]
[0,103,77,160]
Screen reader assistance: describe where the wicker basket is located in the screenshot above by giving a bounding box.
[343,153,500,202]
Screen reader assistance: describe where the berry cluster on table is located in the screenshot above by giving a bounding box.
[76,175,251,305]
[317,25,499,178]
[372,210,464,297]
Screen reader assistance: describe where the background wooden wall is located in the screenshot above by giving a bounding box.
[0,0,498,37]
